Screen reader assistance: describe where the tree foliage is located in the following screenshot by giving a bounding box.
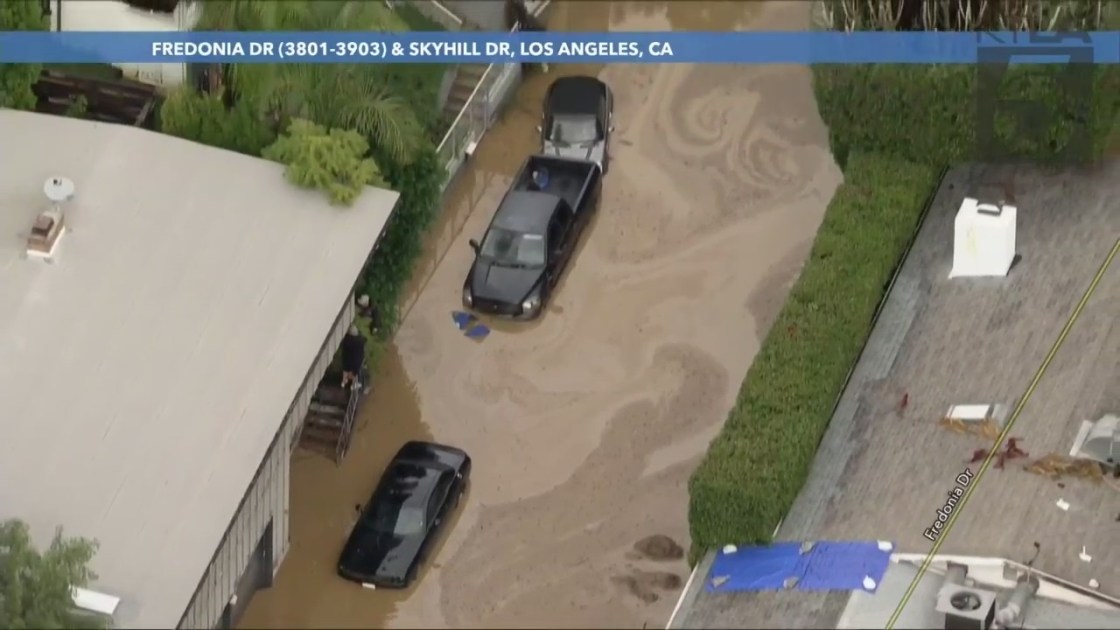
[262,119,385,206]
[198,0,430,161]
[0,519,102,630]
[158,87,276,156]
[0,0,47,110]
[816,0,1109,31]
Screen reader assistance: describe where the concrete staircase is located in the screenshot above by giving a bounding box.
[443,63,491,121]
[436,0,552,122]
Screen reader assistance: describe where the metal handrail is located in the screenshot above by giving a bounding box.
[427,0,465,28]
[435,64,495,155]
[337,380,361,463]
[385,0,465,29]
[435,20,522,156]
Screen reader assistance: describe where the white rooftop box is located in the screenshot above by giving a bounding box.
[949,198,1017,279]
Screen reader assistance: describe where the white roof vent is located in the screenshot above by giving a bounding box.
[71,586,120,616]
[949,197,1017,279]
[1070,413,1120,466]
[936,584,997,630]
[27,176,75,261]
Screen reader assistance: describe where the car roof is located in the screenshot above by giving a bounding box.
[380,460,445,501]
[546,76,606,117]
[394,440,468,468]
[493,191,557,234]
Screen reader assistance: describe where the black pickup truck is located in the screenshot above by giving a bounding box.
[462,155,602,320]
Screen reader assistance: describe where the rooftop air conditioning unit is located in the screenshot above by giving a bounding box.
[937,585,997,630]
[949,197,1017,279]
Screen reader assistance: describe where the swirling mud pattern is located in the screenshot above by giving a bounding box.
[392,2,842,628]
[237,3,841,630]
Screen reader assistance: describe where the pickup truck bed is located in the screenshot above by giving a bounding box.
[511,155,599,212]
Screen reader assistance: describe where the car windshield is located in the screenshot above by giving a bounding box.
[480,228,546,268]
[548,114,600,145]
[364,500,426,537]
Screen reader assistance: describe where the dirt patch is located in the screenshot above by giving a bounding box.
[633,534,684,561]
[612,570,684,603]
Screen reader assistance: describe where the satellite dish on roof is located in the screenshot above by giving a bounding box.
[44,176,75,204]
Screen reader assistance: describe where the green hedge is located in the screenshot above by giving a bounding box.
[687,153,939,560]
[358,144,444,337]
[814,65,1120,168]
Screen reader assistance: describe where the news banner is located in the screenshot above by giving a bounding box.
[0,31,1118,64]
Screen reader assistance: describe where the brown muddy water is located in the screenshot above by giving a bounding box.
[238,1,841,628]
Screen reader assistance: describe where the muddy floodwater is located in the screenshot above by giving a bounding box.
[239,1,841,628]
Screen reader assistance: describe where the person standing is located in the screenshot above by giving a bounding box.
[340,324,365,389]
[356,294,382,333]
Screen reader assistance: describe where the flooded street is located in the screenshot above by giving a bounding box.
[240,1,840,628]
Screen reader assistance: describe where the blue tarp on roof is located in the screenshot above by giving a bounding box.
[706,540,893,594]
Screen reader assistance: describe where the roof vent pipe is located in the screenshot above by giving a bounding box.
[993,573,1039,628]
[941,561,969,593]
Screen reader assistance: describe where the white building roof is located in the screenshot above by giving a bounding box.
[0,109,398,628]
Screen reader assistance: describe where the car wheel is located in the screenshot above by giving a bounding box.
[405,564,418,586]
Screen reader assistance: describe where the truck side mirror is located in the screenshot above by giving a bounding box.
[536,125,542,133]
[469,239,480,253]
[609,125,616,133]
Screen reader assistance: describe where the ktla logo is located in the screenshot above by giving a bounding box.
[975,32,1095,164]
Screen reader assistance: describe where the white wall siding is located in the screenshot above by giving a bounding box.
[178,293,356,629]
[53,0,201,87]
[289,296,356,452]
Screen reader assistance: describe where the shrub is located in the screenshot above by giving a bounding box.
[814,64,1120,168]
[262,119,386,206]
[687,153,939,560]
[158,87,276,156]
[358,143,444,336]
[0,518,102,629]
[0,0,47,111]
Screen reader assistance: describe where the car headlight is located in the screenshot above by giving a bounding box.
[521,293,540,312]
[462,286,473,306]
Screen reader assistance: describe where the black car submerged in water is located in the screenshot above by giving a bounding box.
[462,154,602,320]
[337,441,471,589]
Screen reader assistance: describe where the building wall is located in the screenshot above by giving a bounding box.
[53,0,200,87]
[178,293,357,630]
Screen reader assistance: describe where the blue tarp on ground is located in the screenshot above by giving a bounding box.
[452,311,474,330]
[706,540,893,594]
[465,324,490,339]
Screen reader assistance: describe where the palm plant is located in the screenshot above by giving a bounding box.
[196,0,422,161]
[817,0,1108,31]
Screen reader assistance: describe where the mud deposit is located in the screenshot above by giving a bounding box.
[239,1,840,628]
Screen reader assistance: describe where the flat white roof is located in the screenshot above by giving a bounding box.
[0,110,398,628]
